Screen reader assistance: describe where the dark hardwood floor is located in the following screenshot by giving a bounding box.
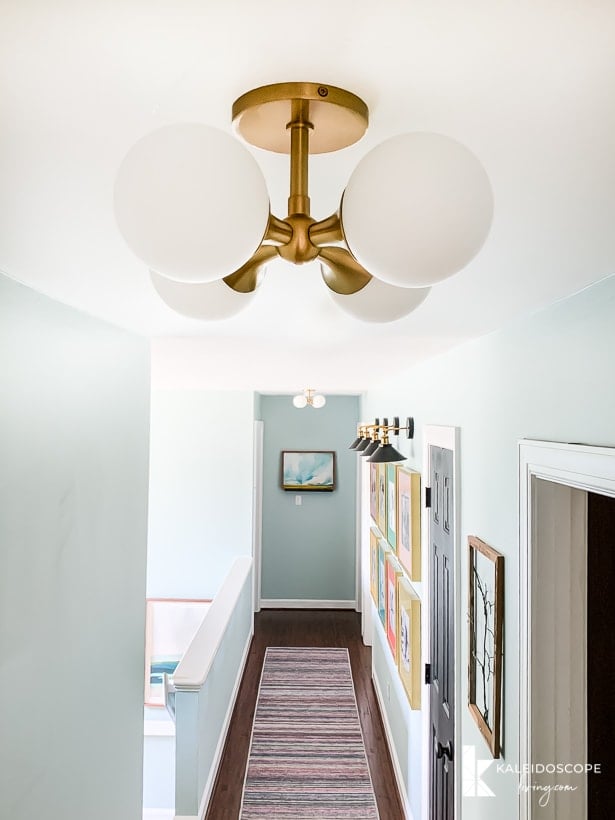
[206,609,405,820]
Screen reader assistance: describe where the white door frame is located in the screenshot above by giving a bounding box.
[252,420,264,612]
[518,439,615,820]
[422,425,461,820]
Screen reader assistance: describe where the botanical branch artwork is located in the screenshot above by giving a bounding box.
[470,551,496,726]
[468,536,504,758]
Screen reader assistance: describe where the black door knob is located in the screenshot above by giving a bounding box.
[436,740,453,761]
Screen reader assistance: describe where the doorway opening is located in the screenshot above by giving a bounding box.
[519,440,615,820]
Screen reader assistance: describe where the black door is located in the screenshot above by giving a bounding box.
[429,446,455,820]
[587,492,615,817]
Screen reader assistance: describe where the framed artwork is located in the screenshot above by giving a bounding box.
[396,466,421,580]
[370,526,380,604]
[397,575,421,709]
[386,463,397,549]
[386,554,404,662]
[377,463,387,534]
[280,450,335,491]
[370,462,378,522]
[468,536,504,758]
[145,598,212,706]
[377,538,392,626]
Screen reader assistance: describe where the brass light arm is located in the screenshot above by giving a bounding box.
[223,244,280,293]
[265,214,293,244]
[319,246,372,295]
[309,212,344,246]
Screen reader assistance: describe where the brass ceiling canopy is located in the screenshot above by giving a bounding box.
[224,82,373,296]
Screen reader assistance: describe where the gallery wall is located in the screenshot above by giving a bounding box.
[363,273,615,820]
[147,389,254,599]
[0,274,150,820]
[257,394,360,605]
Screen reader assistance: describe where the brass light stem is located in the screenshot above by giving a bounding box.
[287,99,312,217]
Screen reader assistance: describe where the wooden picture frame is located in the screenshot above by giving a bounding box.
[396,466,421,580]
[386,553,404,662]
[377,463,387,534]
[370,526,380,605]
[468,536,504,758]
[386,463,397,549]
[144,598,212,706]
[397,575,421,709]
[280,450,335,491]
[377,538,392,626]
[370,462,378,522]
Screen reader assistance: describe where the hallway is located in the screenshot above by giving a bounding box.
[206,609,405,820]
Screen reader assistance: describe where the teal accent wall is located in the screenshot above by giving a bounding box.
[258,394,360,602]
[0,274,150,820]
[363,273,615,820]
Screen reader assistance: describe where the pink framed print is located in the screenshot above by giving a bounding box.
[385,554,404,662]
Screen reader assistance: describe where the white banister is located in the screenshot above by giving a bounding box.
[173,555,253,691]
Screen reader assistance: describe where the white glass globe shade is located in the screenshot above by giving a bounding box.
[150,270,256,320]
[324,269,430,323]
[311,394,326,409]
[115,124,270,283]
[293,395,308,408]
[341,132,494,288]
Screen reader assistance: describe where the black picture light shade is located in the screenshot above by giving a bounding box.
[366,443,406,463]
[349,436,363,449]
[355,437,371,452]
[361,439,381,457]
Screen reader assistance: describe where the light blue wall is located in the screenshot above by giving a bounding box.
[0,274,150,820]
[147,389,254,598]
[258,395,359,603]
[364,274,615,820]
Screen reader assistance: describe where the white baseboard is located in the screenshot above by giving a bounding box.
[194,623,254,820]
[372,671,413,820]
[259,599,357,610]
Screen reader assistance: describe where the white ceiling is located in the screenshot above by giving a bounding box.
[2,1,614,391]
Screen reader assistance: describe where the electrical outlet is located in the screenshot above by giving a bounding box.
[295,495,302,506]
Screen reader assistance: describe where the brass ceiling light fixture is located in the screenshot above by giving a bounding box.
[115,83,494,323]
[292,388,326,409]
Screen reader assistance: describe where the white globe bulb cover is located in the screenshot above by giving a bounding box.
[325,269,431,323]
[341,132,494,288]
[150,270,256,320]
[293,395,308,408]
[115,123,270,283]
[311,394,326,408]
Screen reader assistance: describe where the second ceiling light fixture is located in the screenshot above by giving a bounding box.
[115,82,494,323]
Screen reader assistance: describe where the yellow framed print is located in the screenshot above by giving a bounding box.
[370,526,380,604]
[396,466,421,580]
[377,463,387,534]
[397,576,421,709]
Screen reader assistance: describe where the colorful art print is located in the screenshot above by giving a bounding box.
[386,554,404,662]
[370,462,378,522]
[377,538,391,626]
[377,463,387,534]
[145,598,212,706]
[397,576,421,709]
[386,463,397,549]
[396,466,421,580]
[281,450,335,491]
[370,527,380,604]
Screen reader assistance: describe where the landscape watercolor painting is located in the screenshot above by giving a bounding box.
[281,450,335,491]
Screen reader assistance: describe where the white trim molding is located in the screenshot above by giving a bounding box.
[372,669,413,820]
[259,599,356,610]
[518,439,615,820]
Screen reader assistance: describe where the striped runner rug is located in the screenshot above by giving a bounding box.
[239,647,379,819]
